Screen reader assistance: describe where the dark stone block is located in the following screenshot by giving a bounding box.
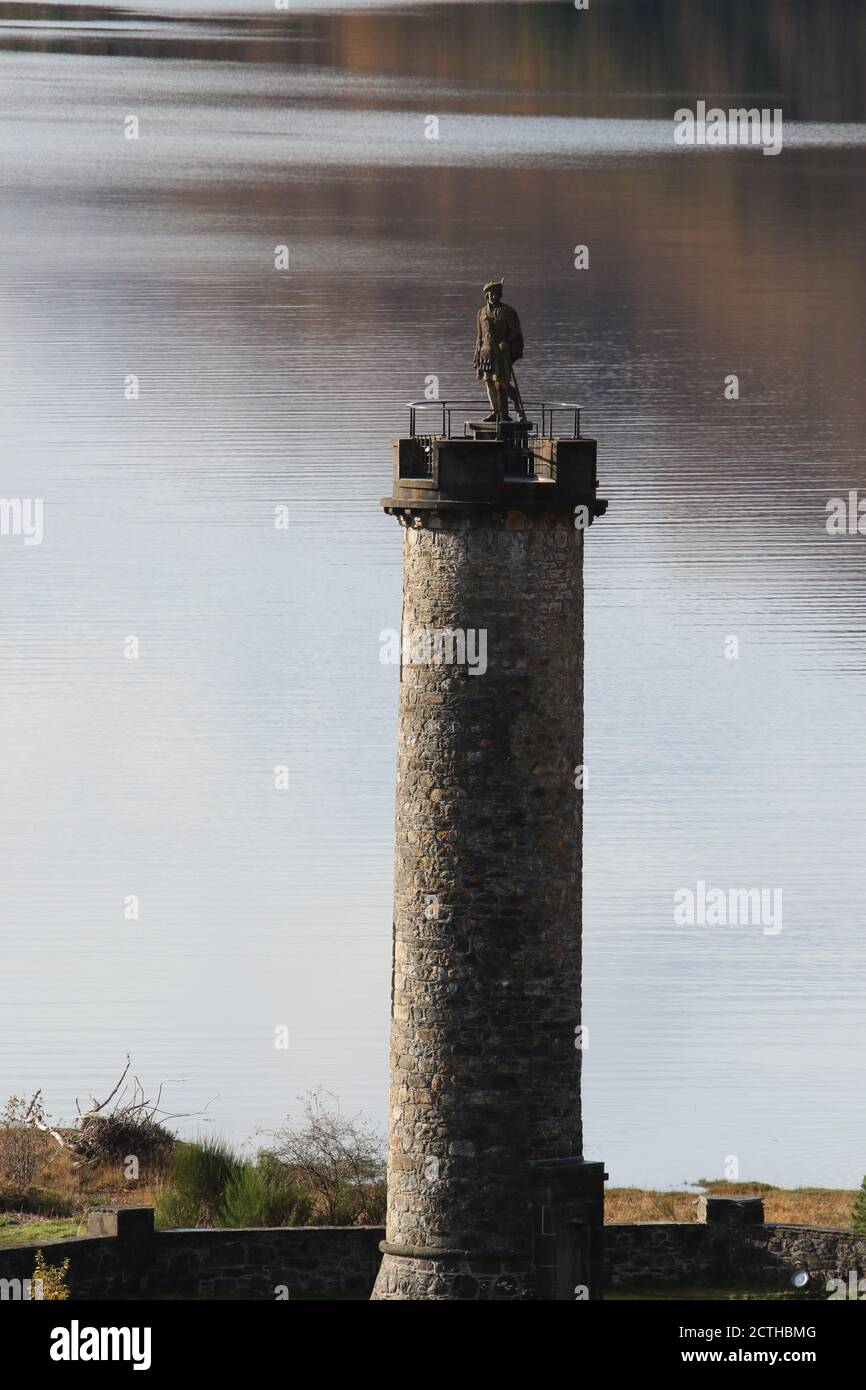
[699,1195,764,1226]
[167,1251,201,1279]
[453,1274,480,1299]
[201,1241,246,1268]
[87,1206,155,1241]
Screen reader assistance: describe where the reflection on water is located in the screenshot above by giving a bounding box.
[5,0,866,121]
[0,0,864,1188]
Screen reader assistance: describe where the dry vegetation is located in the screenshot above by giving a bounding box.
[0,1121,164,1205]
[0,1079,859,1243]
[0,1083,386,1245]
[3,1131,161,1205]
[606,1180,858,1229]
[0,1130,164,1243]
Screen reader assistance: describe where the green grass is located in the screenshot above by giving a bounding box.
[155,1135,245,1229]
[219,1163,312,1228]
[0,1214,80,1247]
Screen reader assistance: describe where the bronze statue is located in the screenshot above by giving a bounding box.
[473,279,525,422]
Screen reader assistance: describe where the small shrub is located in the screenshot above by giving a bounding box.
[851,1176,866,1234]
[266,1090,386,1226]
[353,1177,386,1226]
[219,1164,312,1228]
[155,1136,243,1228]
[33,1250,70,1300]
[0,1096,42,1189]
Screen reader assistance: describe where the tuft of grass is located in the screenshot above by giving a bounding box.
[155,1136,243,1229]
[606,1187,701,1223]
[218,1164,312,1228]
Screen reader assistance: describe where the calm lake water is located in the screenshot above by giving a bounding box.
[1,0,865,1190]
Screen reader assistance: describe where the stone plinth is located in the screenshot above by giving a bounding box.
[698,1195,765,1226]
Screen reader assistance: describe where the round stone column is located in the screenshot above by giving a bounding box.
[372,498,591,1301]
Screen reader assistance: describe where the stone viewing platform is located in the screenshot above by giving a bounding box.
[382,399,608,518]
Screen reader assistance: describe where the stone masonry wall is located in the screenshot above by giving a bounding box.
[2,1205,864,1299]
[605,1219,866,1292]
[605,1222,718,1287]
[0,1208,383,1300]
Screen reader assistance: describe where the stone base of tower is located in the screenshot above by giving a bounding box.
[371,1250,537,1302]
[371,1160,607,1302]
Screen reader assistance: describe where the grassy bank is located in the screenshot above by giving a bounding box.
[605,1179,858,1228]
[0,1213,81,1246]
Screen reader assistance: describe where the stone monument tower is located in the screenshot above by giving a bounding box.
[372,377,607,1301]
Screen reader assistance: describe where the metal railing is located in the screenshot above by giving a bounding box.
[405,400,582,441]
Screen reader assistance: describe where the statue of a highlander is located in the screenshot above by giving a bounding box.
[474,278,526,422]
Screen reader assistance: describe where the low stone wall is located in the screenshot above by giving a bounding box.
[2,1199,864,1298]
[0,1207,384,1300]
[606,1197,866,1293]
[746,1224,866,1290]
[605,1221,718,1286]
